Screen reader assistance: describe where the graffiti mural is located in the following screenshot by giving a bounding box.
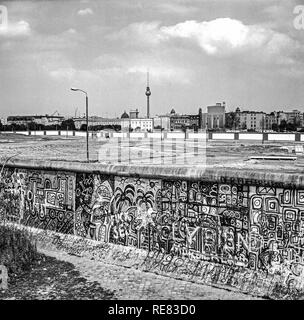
[74,175,161,248]
[108,177,161,251]
[22,171,75,234]
[248,186,304,277]
[142,180,250,268]
[0,168,26,223]
[75,173,114,240]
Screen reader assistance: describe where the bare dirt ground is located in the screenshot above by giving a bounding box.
[1,133,303,172]
[0,252,115,300]
[0,246,263,300]
[36,247,264,300]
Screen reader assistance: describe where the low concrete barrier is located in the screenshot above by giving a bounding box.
[166,132,185,139]
[129,132,145,138]
[74,131,86,137]
[113,132,129,138]
[33,131,44,136]
[268,133,296,141]
[212,133,235,140]
[14,131,29,136]
[45,130,59,136]
[3,130,304,143]
[187,133,207,140]
[239,133,263,140]
[147,132,162,139]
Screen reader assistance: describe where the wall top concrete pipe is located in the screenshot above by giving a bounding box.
[1,158,304,188]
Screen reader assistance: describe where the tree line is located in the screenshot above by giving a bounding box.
[225,111,303,132]
[0,119,121,132]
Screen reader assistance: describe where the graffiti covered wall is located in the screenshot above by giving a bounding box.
[1,166,304,298]
[0,168,75,234]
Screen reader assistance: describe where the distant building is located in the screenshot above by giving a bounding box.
[206,102,226,130]
[262,110,304,131]
[287,110,302,125]
[73,116,121,129]
[121,111,129,119]
[226,108,304,131]
[265,112,277,130]
[120,109,153,131]
[129,109,139,119]
[0,117,7,125]
[237,110,265,131]
[153,115,171,130]
[73,109,154,132]
[7,114,64,126]
[122,118,153,132]
[276,111,288,124]
[168,108,203,131]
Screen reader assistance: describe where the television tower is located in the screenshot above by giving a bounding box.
[145,71,151,118]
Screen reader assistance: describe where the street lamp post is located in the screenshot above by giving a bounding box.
[262,113,265,145]
[71,88,89,162]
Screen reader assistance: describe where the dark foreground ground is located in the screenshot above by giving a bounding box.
[0,253,114,300]
[0,246,263,300]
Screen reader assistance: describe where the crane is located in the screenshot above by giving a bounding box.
[51,110,60,116]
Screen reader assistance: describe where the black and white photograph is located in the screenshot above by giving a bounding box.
[1,0,304,308]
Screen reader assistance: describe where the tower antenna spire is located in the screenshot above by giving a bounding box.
[145,68,151,118]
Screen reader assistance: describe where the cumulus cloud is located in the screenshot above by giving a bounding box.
[110,17,301,66]
[0,20,31,37]
[161,19,264,54]
[77,7,93,16]
[161,18,297,57]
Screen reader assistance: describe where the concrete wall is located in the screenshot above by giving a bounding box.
[14,131,29,135]
[187,132,207,140]
[239,133,263,140]
[1,162,304,298]
[212,133,235,140]
[112,132,129,138]
[45,130,60,136]
[147,132,162,139]
[3,130,304,142]
[74,131,86,137]
[268,134,296,141]
[166,132,185,139]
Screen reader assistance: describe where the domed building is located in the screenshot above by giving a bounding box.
[170,108,176,115]
[121,111,129,119]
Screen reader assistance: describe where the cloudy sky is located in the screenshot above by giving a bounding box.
[1,0,304,118]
